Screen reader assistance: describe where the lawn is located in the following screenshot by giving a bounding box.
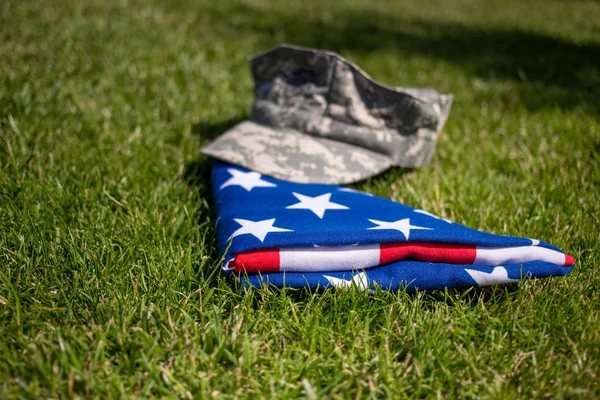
[1,0,599,397]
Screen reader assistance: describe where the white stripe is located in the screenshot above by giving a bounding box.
[280,244,380,272]
[475,246,565,266]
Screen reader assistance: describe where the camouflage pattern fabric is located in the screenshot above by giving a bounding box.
[200,44,453,184]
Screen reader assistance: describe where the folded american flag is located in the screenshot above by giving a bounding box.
[212,162,574,291]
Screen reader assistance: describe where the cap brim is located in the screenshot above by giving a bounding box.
[199,121,392,184]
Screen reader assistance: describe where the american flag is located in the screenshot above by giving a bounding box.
[212,162,574,291]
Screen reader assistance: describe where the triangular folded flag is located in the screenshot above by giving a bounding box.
[212,162,574,291]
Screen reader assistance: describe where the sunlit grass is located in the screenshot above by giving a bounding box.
[1,0,599,397]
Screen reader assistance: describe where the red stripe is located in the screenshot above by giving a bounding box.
[234,248,280,273]
[564,254,574,266]
[380,242,477,265]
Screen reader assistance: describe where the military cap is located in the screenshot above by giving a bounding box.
[200,44,453,184]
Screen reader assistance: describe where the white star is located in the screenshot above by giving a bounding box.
[464,267,519,286]
[529,238,540,246]
[414,209,452,223]
[286,192,349,219]
[323,272,369,290]
[220,168,276,191]
[367,218,432,240]
[229,218,292,242]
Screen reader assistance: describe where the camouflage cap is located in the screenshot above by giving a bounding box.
[200,44,453,184]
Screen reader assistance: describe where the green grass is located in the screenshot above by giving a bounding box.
[1,0,599,397]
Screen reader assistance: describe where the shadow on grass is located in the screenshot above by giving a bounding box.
[182,158,213,190]
[181,157,225,284]
[191,114,249,142]
[237,281,518,314]
[185,114,249,188]
[214,3,600,114]
[427,284,519,306]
